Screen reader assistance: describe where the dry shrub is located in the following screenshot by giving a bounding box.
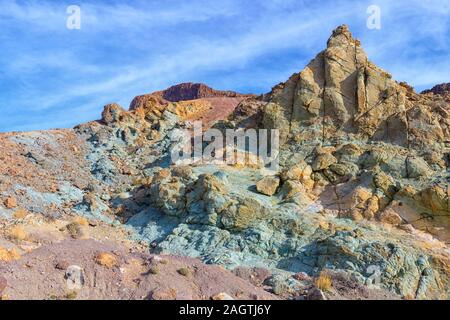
[0,247,21,261]
[8,226,27,241]
[315,272,333,291]
[149,266,159,275]
[72,216,89,226]
[177,267,190,277]
[13,208,28,219]
[95,252,118,268]
[66,291,78,300]
[403,293,415,300]
[66,222,88,239]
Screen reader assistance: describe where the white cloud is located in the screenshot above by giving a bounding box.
[0,0,241,32]
[4,0,353,113]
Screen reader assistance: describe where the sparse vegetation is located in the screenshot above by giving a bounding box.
[403,293,415,300]
[72,216,89,226]
[13,208,28,219]
[149,266,159,275]
[65,291,78,300]
[8,226,27,241]
[177,267,190,277]
[0,247,21,261]
[95,252,118,268]
[66,221,88,239]
[315,272,333,291]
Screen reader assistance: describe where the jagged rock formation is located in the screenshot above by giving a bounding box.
[0,25,448,300]
[258,25,449,150]
[422,83,450,96]
[228,25,450,241]
[127,83,253,129]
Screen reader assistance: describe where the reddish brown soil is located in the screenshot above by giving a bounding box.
[0,130,90,193]
[189,97,248,128]
[0,239,276,300]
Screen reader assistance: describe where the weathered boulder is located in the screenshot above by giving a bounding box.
[280,161,315,190]
[256,176,280,196]
[378,208,403,226]
[406,156,432,178]
[221,198,265,231]
[65,265,85,290]
[312,153,338,171]
[4,196,17,209]
[101,103,125,125]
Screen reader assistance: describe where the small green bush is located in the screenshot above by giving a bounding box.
[177,267,190,277]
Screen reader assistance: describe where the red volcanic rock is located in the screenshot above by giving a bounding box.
[422,83,450,95]
[129,83,253,110]
[129,94,169,112]
[156,83,251,102]
[128,83,254,128]
[197,97,248,128]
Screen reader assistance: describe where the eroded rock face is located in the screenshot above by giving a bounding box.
[129,84,252,129]
[101,103,125,125]
[148,170,269,231]
[243,24,449,242]
[260,25,448,151]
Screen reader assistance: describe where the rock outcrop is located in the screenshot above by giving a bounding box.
[227,25,449,242]
[422,83,450,96]
[128,83,254,129]
[153,82,252,102]
[257,25,448,153]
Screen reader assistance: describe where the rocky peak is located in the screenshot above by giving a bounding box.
[326,24,356,48]
[153,83,251,103]
[422,83,450,96]
[259,25,448,152]
[128,83,252,124]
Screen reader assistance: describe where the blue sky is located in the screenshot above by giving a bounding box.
[0,0,448,132]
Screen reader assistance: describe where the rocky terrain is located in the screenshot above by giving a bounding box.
[422,83,450,97]
[0,25,448,300]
